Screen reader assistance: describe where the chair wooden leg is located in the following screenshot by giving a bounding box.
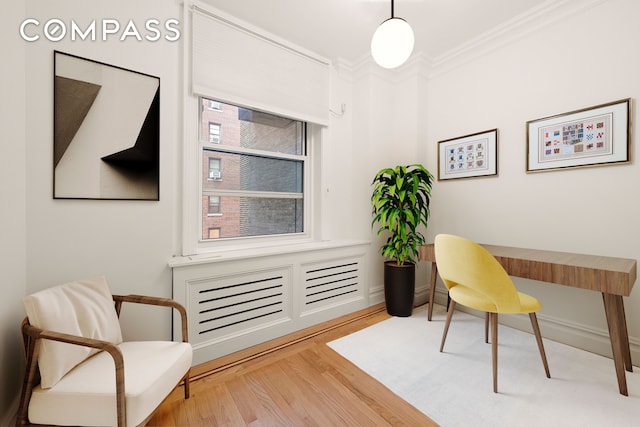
[16,332,40,427]
[427,263,437,321]
[440,300,456,352]
[484,312,489,343]
[184,372,191,399]
[529,312,551,378]
[490,312,498,393]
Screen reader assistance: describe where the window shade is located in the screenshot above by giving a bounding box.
[191,4,330,126]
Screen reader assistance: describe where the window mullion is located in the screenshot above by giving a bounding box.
[203,189,303,199]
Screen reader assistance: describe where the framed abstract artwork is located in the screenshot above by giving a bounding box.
[526,98,631,173]
[54,51,160,200]
[437,129,498,181]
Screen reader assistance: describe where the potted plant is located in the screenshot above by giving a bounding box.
[371,164,434,316]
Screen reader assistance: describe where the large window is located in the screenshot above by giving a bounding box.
[199,97,306,241]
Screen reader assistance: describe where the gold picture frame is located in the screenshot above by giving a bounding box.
[526,98,631,173]
[437,129,498,181]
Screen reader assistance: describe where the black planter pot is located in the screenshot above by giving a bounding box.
[384,261,416,317]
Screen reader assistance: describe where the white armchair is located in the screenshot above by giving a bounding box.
[16,276,192,427]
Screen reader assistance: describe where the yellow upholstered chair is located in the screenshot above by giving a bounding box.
[434,234,550,393]
[16,276,192,427]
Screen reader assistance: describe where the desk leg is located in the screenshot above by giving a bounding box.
[616,295,633,372]
[602,293,631,396]
[428,263,437,321]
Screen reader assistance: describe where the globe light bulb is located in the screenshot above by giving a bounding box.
[371,17,414,69]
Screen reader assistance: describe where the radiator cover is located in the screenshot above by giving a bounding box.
[171,242,368,365]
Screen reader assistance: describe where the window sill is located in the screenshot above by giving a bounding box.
[168,239,370,268]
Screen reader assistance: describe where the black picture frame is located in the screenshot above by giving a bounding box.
[53,51,160,200]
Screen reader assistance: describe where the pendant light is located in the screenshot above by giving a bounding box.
[370,0,414,69]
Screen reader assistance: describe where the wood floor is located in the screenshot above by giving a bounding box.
[147,304,438,426]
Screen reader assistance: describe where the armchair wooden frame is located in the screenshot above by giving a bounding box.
[16,294,191,427]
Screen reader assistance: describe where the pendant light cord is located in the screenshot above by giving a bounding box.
[391,0,395,18]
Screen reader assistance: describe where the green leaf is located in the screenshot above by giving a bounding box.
[405,210,415,226]
[371,164,433,263]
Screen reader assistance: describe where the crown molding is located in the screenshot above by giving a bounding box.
[429,0,608,78]
[343,51,432,84]
[325,1,609,88]
[330,58,355,84]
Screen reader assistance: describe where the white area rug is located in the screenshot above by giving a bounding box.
[328,305,640,427]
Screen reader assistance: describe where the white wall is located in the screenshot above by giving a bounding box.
[322,60,357,241]
[349,58,434,305]
[0,1,27,423]
[21,0,183,345]
[424,0,640,360]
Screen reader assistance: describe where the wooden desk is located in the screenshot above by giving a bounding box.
[418,243,637,396]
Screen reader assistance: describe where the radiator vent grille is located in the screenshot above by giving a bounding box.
[304,260,361,307]
[189,269,290,344]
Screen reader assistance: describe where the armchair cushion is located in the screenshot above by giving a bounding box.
[22,276,123,388]
[27,340,192,426]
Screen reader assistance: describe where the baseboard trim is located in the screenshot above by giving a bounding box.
[190,303,387,381]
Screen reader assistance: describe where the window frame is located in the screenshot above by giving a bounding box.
[207,195,221,215]
[208,157,222,181]
[208,122,221,144]
[207,227,221,239]
[181,95,318,256]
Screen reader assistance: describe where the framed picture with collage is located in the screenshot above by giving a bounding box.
[437,129,498,181]
[526,98,631,172]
